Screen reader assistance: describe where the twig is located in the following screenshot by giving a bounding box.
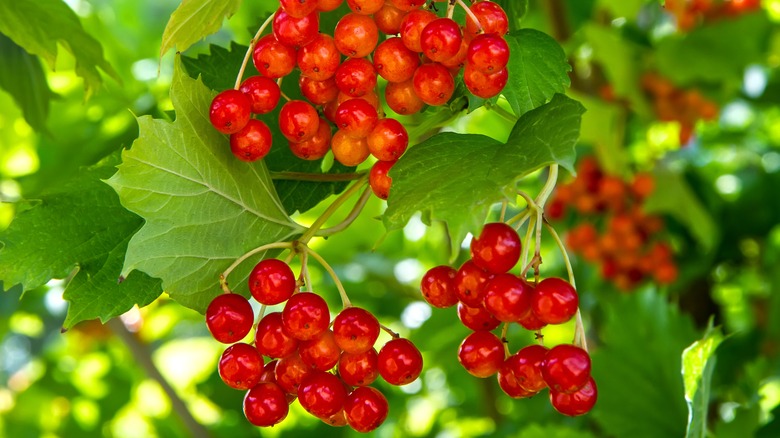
[304,245,352,308]
[234,14,274,89]
[270,171,368,182]
[316,186,372,237]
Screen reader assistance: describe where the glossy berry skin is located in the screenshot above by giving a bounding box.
[279,0,319,18]
[399,9,437,52]
[288,117,332,160]
[339,348,379,386]
[317,0,344,12]
[465,1,510,37]
[206,293,254,344]
[507,344,549,392]
[209,89,251,135]
[532,277,579,325]
[374,3,405,35]
[335,98,378,139]
[344,386,389,432]
[373,37,420,83]
[230,119,272,162]
[497,359,537,399]
[258,360,279,384]
[347,0,384,14]
[550,377,598,416]
[279,100,320,143]
[420,265,458,309]
[483,273,533,322]
[335,57,377,98]
[249,258,296,305]
[378,338,423,385]
[332,307,380,354]
[543,344,592,393]
[272,8,319,48]
[218,343,263,390]
[239,76,281,114]
[274,351,313,395]
[367,118,408,161]
[385,80,425,115]
[243,382,289,427]
[331,130,370,166]
[298,371,348,419]
[467,34,510,74]
[252,35,297,78]
[454,259,492,307]
[420,18,463,63]
[413,63,455,106]
[517,304,547,331]
[334,13,379,58]
[463,65,508,99]
[457,331,505,378]
[390,0,426,11]
[471,222,522,274]
[299,75,339,105]
[322,409,348,427]
[457,302,501,331]
[255,312,299,359]
[282,292,330,341]
[299,329,341,371]
[369,160,394,200]
[297,34,341,81]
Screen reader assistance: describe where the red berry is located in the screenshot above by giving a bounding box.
[457,331,505,378]
[209,89,252,135]
[497,359,537,399]
[373,37,420,83]
[279,100,320,143]
[252,35,296,78]
[274,351,313,395]
[339,348,379,386]
[457,302,501,331]
[369,160,395,200]
[344,386,389,432]
[258,360,279,384]
[517,303,547,331]
[239,76,281,114]
[390,0,426,11]
[334,13,379,58]
[532,277,579,325]
[412,63,455,106]
[205,293,254,344]
[374,3,405,35]
[218,343,263,390]
[335,57,378,98]
[282,292,331,341]
[420,18,463,63]
[377,338,423,385]
[318,0,344,12]
[279,0,319,18]
[466,34,510,74]
[298,371,348,419]
[248,259,296,305]
[543,344,592,393]
[332,307,380,354]
[367,118,409,161]
[299,329,342,371]
[255,312,298,359]
[463,65,508,99]
[420,265,459,309]
[331,130,370,166]
[299,75,339,105]
[347,0,384,14]
[297,33,341,81]
[230,119,273,162]
[470,222,521,274]
[272,8,319,48]
[464,1,510,37]
[399,9,437,52]
[243,382,289,427]
[335,98,379,138]
[550,377,598,416]
[385,80,425,115]
[483,273,533,322]
[322,409,348,427]
[454,259,492,307]
[288,117,332,160]
[506,344,549,392]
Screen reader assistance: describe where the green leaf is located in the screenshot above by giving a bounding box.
[517,423,596,438]
[181,42,355,215]
[106,58,304,313]
[384,94,584,253]
[0,0,119,98]
[0,160,162,329]
[591,290,698,438]
[494,0,528,31]
[0,34,55,131]
[644,169,718,251]
[682,323,725,438]
[655,13,771,85]
[160,0,242,57]
[503,29,571,118]
[571,90,631,177]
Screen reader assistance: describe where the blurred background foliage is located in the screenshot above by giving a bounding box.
[1,0,780,437]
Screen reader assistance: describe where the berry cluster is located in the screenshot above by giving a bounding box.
[207,0,512,199]
[206,258,423,432]
[420,222,597,416]
[640,72,718,145]
[547,157,678,291]
[664,0,761,31]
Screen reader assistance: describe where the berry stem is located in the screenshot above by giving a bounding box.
[299,175,369,245]
[234,13,275,90]
[220,241,295,292]
[520,214,536,276]
[270,171,368,182]
[316,186,372,237]
[499,201,508,222]
[500,323,511,356]
[379,323,400,339]
[303,244,352,308]
[536,165,559,209]
[486,102,518,123]
[457,0,484,33]
[446,1,456,19]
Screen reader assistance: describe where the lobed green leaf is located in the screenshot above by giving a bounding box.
[683,323,725,438]
[0,34,55,131]
[160,0,242,58]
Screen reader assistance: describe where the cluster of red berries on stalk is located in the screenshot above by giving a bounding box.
[664,0,761,31]
[640,72,718,145]
[548,157,678,291]
[420,222,597,416]
[205,258,423,432]
[207,0,512,200]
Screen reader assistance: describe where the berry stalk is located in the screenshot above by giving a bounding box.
[234,14,275,90]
